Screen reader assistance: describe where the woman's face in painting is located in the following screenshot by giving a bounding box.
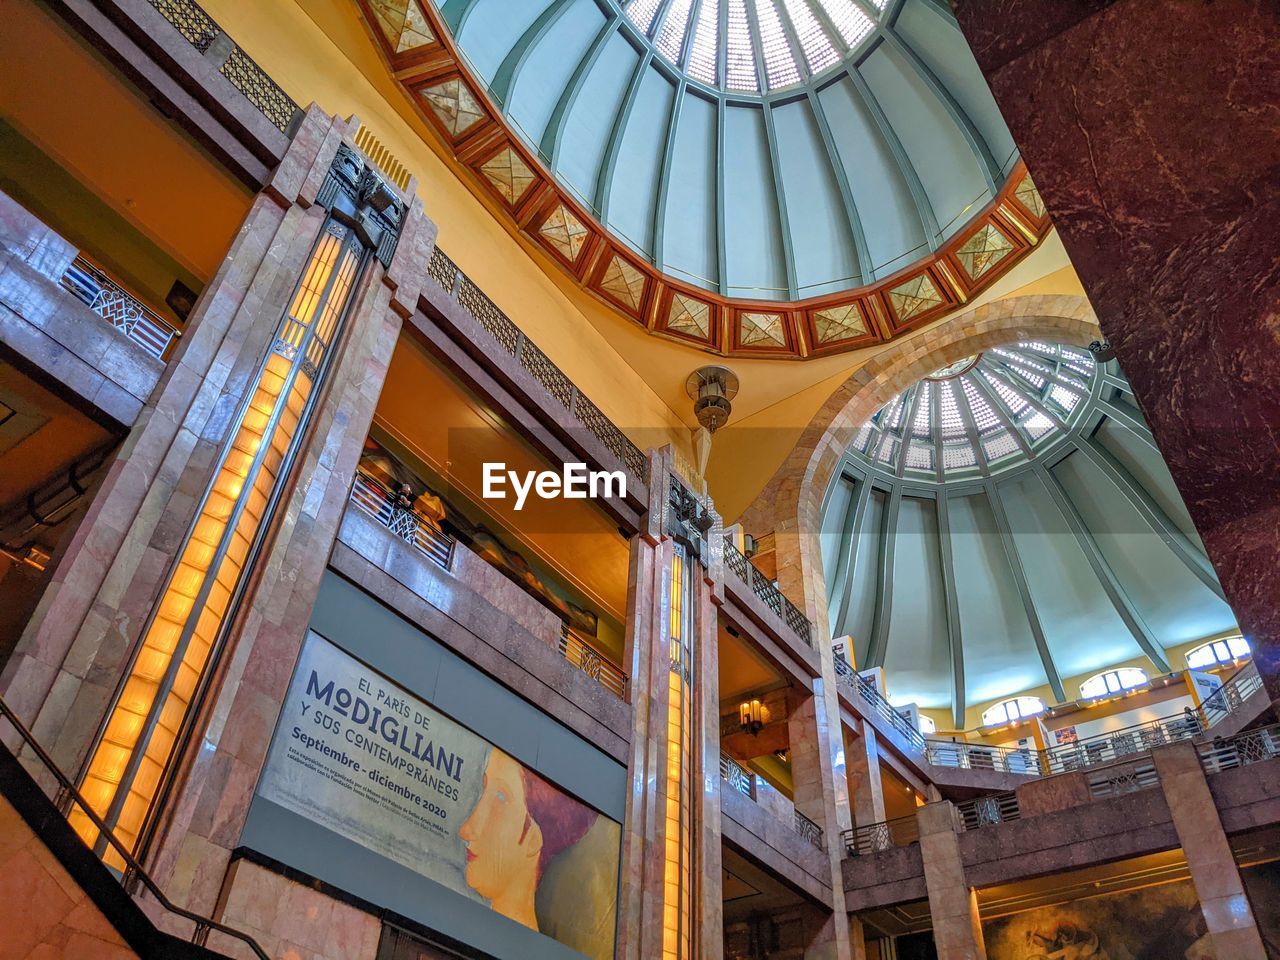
[457,749,541,907]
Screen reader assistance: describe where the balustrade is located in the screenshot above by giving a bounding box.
[722,538,814,647]
[718,753,824,849]
[1197,723,1280,774]
[61,257,180,360]
[349,471,454,569]
[956,792,1020,830]
[559,625,627,700]
[842,815,920,856]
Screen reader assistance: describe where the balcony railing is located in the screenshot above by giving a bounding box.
[1085,757,1159,798]
[927,740,1046,776]
[0,696,269,959]
[349,471,454,569]
[426,247,648,484]
[832,656,927,753]
[1197,723,1280,774]
[60,257,180,360]
[145,0,301,133]
[794,809,825,848]
[720,753,756,799]
[842,814,920,856]
[559,625,627,699]
[1199,663,1263,728]
[956,792,1020,830]
[722,538,814,647]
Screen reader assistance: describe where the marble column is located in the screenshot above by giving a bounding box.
[1151,742,1267,959]
[0,106,352,773]
[917,801,986,960]
[847,718,886,829]
[951,0,1280,706]
[616,450,723,960]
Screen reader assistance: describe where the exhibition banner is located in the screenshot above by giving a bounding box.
[258,633,620,959]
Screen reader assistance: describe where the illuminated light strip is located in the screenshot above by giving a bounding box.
[71,221,366,867]
[662,548,694,959]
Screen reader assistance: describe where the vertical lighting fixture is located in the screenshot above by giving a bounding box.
[70,145,403,868]
[662,546,695,960]
[738,698,766,736]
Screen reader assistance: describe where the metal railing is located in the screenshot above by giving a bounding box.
[1085,757,1159,798]
[1043,714,1203,775]
[832,657,928,753]
[559,625,627,699]
[794,809,825,849]
[0,696,269,959]
[926,740,1046,776]
[842,815,920,856]
[1198,723,1280,775]
[60,256,180,360]
[720,753,756,799]
[722,538,814,647]
[349,471,454,569]
[956,792,1020,830]
[426,247,648,484]
[1199,663,1263,728]
[146,0,300,133]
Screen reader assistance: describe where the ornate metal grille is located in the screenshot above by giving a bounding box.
[427,246,459,292]
[794,810,824,848]
[1198,723,1280,774]
[558,625,627,699]
[1086,759,1159,798]
[572,393,648,480]
[842,815,919,856]
[147,0,218,52]
[60,256,180,359]
[719,754,755,798]
[219,46,298,134]
[349,471,455,570]
[457,278,521,355]
[518,341,574,409]
[721,538,814,647]
[957,792,1020,830]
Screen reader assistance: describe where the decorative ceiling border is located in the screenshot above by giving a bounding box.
[355,0,1053,361]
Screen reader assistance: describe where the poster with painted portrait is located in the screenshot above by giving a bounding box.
[982,878,1217,959]
[257,633,620,959]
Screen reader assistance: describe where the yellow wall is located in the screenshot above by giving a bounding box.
[196,0,691,459]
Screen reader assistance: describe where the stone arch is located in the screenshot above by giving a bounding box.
[738,294,1101,634]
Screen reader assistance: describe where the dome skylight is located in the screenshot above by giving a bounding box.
[850,342,1097,480]
[622,0,882,93]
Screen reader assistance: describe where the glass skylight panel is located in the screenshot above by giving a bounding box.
[938,381,965,439]
[912,382,932,437]
[905,441,932,470]
[943,443,975,469]
[961,380,1000,431]
[626,0,665,35]
[984,375,1028,417]
[820,0,874,46]
[725,0,760,90]
[1049,384,1080,412]
[686,0,720,84]
[656,0,697,63]
[884,394,906,430]
[781,0,839,74]
[853,421,873,453]
[1023,412,1054,439]
[755,0,802,88]
[984,432,1019,461]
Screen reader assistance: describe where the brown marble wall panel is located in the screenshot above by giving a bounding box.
[720,785,833,907]
[841,844,928,913]
[329,511,631,759]
[951,0,1280,706]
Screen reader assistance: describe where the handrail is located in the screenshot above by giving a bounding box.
[1084,756,1159,798]
[1197,722,1280,774]
[60,256,181,360]
[794,809,825,849]
[832,656,927,753]
[841,814,920,856]
[722,538,814,647]
[1198,662,1263,727]
[719,753,755,800]
[926,739,1046,776]
[559,625,627,699]
[426,247,648,485]
[956,792,1020,830]
[0,696,270,960]
[349,471,454,569]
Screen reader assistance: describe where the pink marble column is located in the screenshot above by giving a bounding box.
[951,0,1280,708]
[0,106,353,775]
[917,801,986,960]
[846,718,886,829]
[1151,742,1267,959]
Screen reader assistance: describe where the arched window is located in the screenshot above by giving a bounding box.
[1080,667,1149,699]
[1186,635,1250,669]
[981,696,1046,726]
[918,714,937,735]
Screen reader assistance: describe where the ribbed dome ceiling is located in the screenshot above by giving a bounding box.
[821,342,1238,726]
[437,0,1019,298]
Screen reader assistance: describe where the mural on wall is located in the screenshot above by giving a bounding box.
[982,879,1214,959]
[258,633,620,959]
[359,434,600,636]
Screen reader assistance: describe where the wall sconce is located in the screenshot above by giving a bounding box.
[739,699,767,736]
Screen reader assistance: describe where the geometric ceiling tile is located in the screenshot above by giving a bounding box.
[739,312,786,348]
[538,203,589,262]
[480,147,535,205]
[813,304,867,344]
[1014,173,1047,219]
[600,255,646,310]
[668,294,711,340]
[954,224,1015,281]
[397,1,435,51]
[887,274,945,322]
[421,78,485,137]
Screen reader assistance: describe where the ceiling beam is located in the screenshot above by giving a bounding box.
[488,0,578,109]
[651,78,688,269]
[879,29,1001,191]
[1095,395,1162,455]
[983,479,1066,702]
[832,472,874,637]
[594,49,654,221]
[440,0,484,34]
[935,492,967,728]
[1069,438,1228,602]
[865,484,902,669]
[542,18,621,169]
[714,0,729,292]
[1034,464,1173,673]
[804,87,873,283]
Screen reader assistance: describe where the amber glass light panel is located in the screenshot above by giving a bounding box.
[662,548,694,960]
[71,222,364,866]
